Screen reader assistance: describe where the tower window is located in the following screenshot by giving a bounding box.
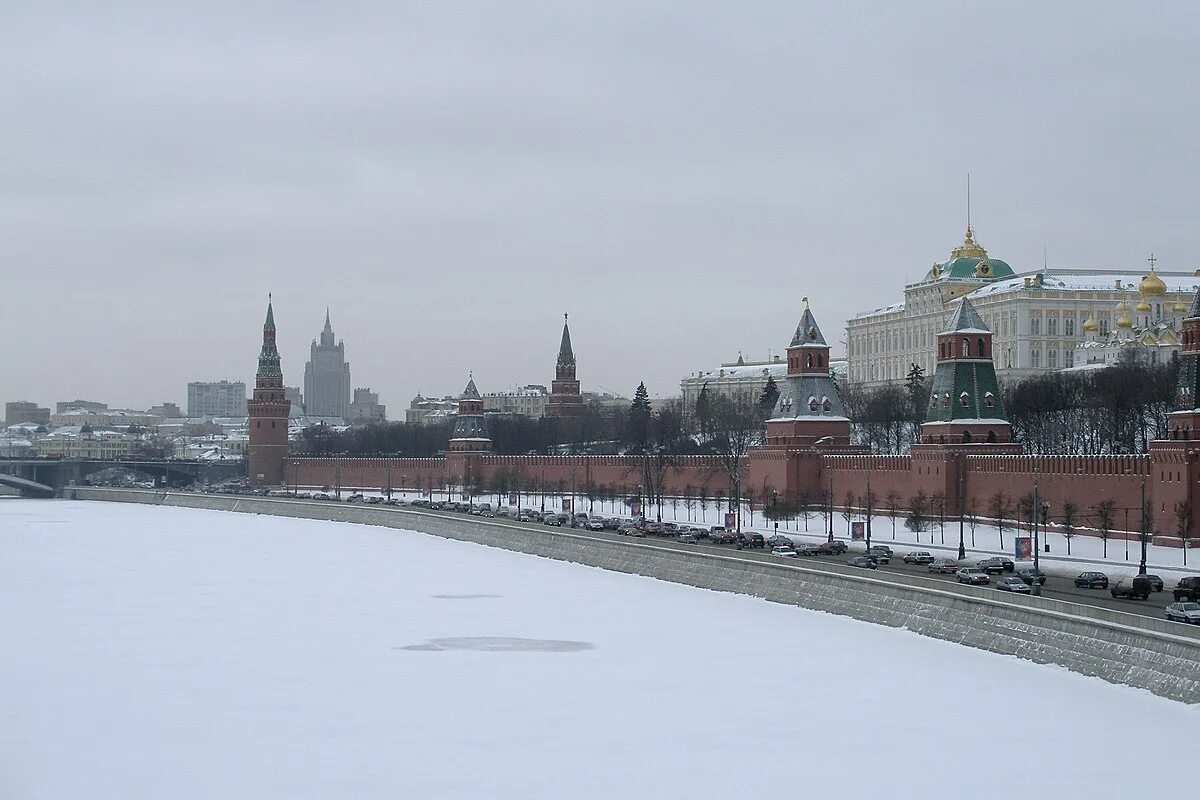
[962,337,970,357]
[984,392,995,408]
[960,392,970,407]
[822,397,832,413]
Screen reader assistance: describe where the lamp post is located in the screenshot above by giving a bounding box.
[1139,473,1148,575]
[1031,462,1041,597]
[957,455,966,561]
[827,473,834,544]
[865,464,872,553]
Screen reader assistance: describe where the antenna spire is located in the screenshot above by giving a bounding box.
[966,172,972,235]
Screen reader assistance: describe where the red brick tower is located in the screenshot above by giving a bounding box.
[248,295,290,485]
[546,313,584,418]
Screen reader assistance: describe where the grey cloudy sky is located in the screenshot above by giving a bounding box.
[2,1,1197,413]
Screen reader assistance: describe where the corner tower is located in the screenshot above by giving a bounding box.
[546,313,584,418]
[1167,287,1200,439]
[248,295,290,485]
[764,299,852,449]
[448,375,492,452]
[921,296,1012,444]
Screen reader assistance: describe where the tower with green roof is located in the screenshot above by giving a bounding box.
[449,375,491,452]
[547,313,584,418]
[920,296,1012,445]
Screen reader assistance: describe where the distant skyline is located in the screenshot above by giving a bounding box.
[2,2,1198,413]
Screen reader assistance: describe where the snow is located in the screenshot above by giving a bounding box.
[2,499,1197,798]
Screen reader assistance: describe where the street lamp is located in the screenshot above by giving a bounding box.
[1139,473,1148,575]
[1031,462,1042,597]
[956,455,966,561]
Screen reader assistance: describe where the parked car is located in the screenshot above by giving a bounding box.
[996,575,1031,593]
[712,530,738,545]
[518,513,536,523]
[1016,567,1048,586]
[771,546,799,558]
[1166,602,1200,624]
[1074,572,1109,589]
[586,520,605,531]
[603,518,622,530]
[766,534,793,548]
[679,532,699,544]
[867,546,891,563]
[956,567,990,585]
[977,557,1008,575]
[346,493,364,503]
[543,515,563,527]
[383,498,400,507]
[1142,574,1164,592]
[868,545,893,559]
[847,556,877,569]
[818,540,848,555]
[1173,576,1200,602]
[365,496,383,505]
[1111,576,1154,600]
[797,544,824,556]
[903,551,935,565]
[928,558,959,574]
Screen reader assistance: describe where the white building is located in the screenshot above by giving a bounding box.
[482,385,549,418]
[186,381,247,417]
[681,355,787,411]
[847,228,1196,386]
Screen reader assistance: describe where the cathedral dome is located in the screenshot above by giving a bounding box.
[1082,314,1099,333]
[1115,301,1133,329]
[1136,296,1152,313]
[1139,270,1167,297]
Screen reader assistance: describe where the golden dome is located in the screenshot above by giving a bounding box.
[1136,296,1152,313]
[1082,314,1100,333]
[1116,307,1134,329]
[949,227,988,260]
[1175,300,1189,313]
[1140,269,1167,297]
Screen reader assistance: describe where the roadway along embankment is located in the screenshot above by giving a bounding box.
[69,487,1200,704]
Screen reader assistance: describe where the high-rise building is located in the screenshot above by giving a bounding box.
[303,309,351,418]
[186,381,248,417]
[248,296,290,486]
[546,314,583,418]
[5,401,50,426]
[348,388,386,425]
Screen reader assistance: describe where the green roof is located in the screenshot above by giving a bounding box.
[926,256,1015,282]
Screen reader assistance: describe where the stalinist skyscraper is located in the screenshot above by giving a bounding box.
[303,309,352,418]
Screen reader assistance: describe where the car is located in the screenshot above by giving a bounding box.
[771,546,799,558]
[996,575,1032,593]
[712,530,738,545]
[867,546,891,563]
[1074,572,1109,589]
[1166,602,1200,624]
[1111,576,1154,600]
[928,558,959,574]
[480,509,496,518]
[956,568,990,585]
[977,557,1009,575]
[903,551,935,565]
[346,493,364,503]
[797,544,824,556]
[868,545,893,559]
[365,496,383,505]
[1016,567,1047,586]
[818,540,848,555]
[679,532,699,544]
[1172,576,1200,602]
[586,520,605,531]
[766,535,793,549]
[1161,599,1200,623]
[1142,574,1164,592]
[543,515,562,527]
[603,518,622,530]
[847,556,877,569]
[736,533,766,550]
[383,498,400,507]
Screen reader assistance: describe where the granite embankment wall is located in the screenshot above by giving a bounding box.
[72,487,1200,704]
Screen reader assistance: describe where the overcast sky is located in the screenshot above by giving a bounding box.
[2,2,1197,414]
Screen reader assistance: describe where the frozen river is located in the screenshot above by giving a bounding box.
[1,500,1195,799]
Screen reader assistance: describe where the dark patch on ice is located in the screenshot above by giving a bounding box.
[397,637,593,653]
[430,594,501,600]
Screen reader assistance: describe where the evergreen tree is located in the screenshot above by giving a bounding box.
[627,382,652,451]
[758,375,780,415]
[695,382,711,437]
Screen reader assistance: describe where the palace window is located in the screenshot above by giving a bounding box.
[1047,317,1058,336]
[1031,348,1041,368]
[1030,317,1041,335]
[1100,318,1109,335]
[1065,318,1075,336]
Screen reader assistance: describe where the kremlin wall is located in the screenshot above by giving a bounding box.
[248,283,1200,548]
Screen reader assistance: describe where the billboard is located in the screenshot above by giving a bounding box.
[851,521,865,541]
[725,512,737,529]
[1014,536,1033,560]
[562,498,573,514]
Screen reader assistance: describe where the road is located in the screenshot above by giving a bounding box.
[190,491,1196,627]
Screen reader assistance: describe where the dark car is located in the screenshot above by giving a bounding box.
[903,551,935,565]
[1142,574,1164,592]
[1016,567,1047,586]
[1074,571,1109,589]
[1111,576,1154,601]
[847,556,878,569]
[979,556,1015,573]
[977,557,1007,575]
[797,543,824,556]
[1173,576,1200,602]
[736,533,766,550]
[928,558,959,574]
[867,546,891,563]
[711,530,738,545]
[818,540,849,555]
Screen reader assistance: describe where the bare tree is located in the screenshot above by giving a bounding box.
[683,484,696,521]
[989,491,1011,550]
[966,494,979,548]
[842,490,856,537]
[1061,500,1079,555]
[885,490,900,540]
[930,491,946,545]
[706,392,766,531]
[1094,499,1116,558]
[906,490,928,541]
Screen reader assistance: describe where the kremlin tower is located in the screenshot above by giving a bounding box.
[546,314,584,418]
[248,295,290,485]
[920,296,1012,445]
[447,375,492,452]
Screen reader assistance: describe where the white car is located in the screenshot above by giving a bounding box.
[956,567,990,585]
[771,546,799,558]
[1165,602,1200,624]
[586,520,605,531]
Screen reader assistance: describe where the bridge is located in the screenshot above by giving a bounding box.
[0,458,245,496]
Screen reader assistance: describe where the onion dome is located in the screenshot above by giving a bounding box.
[1139,269,1167,297]
[1082,313,1100,333]
[1136,296,1152,313]
[1115,301,1133,329]
[1174,299,1189,313]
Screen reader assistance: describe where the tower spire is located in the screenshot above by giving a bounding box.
[966,172,972,236]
